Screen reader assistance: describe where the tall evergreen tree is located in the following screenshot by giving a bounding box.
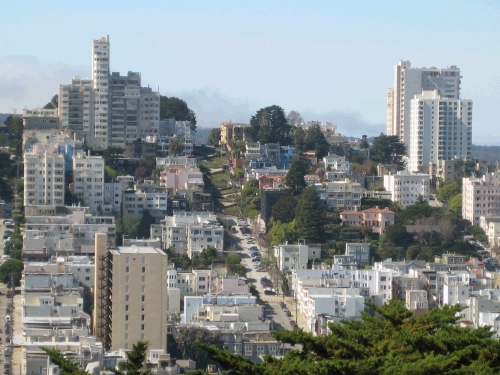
[305,122,330,158]
[295,187,325,242]
[285,155,309,195]
[292,126,307,151]
[249,105,290,144]
[371,133,407,168]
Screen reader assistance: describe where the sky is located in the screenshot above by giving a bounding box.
[0,0,499,144]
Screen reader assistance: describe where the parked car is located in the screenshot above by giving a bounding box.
[256,268,266,272]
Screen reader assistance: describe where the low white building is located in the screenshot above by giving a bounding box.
[345,243,370,266]
[384,171,430,207]
[323,154,352,172]
[274,244,309,272]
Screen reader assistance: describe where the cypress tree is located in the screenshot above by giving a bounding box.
[295,187,325,242]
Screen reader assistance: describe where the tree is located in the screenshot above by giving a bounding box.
[199,300,500,374]
[271,195,297,223]
[437,182,461,203]
[249,105,290,144]
[305,122,330,158]
[234,167,244,180]
[207,128,221,146]
[286,110,303,127]
[160,96,197,132]
[295,187,325,243]
[104,341,151,375]
[360,134,369,149]
[43,94,59,109]
[117,214,141,240]
[0,259,23,286]
[168,327,224,370]
[169,137,184,156]
[285,155,309,196]
[103,147,125,170]
[448,193,462,214]
[225,254,246,276]
[292,126,307,151]
[42,347,90,375]
[385,223,413,247]
[4,115,23,157]
[134,166,148,183]
[370,133,407,168]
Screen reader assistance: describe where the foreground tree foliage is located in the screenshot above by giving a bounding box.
[196,300,500,375]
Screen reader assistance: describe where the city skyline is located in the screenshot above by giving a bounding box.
[0,1,499,143]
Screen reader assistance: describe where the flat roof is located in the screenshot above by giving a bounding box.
[112,246,164,255]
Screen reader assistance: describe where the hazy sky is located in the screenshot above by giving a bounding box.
[1,1,499,143]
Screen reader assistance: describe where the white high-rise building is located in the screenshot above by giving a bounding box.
[73,151,105,215]
[92,36,110,150]
[24,150,65,206]
[407,90,472,172]
[59,77,94,136]
[388,60,461,144]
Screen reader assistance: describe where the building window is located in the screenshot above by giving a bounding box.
[142,295,145,302]
[125,295,129,302]
[126,266,129,272]
[142,267,146,272]
[141,315,145,321]
[141,324,145,330]
[142,276,145,282]
[125,324,128,330]
[125,305,129,311]
[142,257,146,264]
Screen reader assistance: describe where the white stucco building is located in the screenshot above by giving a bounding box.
[408,90,472,172]
[72,151,105,215]
[24,149,66,206]
[384,171,430,207]
[387,60,461,144]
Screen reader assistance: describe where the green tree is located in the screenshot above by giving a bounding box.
[42,347,90,375]
[103,147,125,170]
[295,187,325,242]
[370,133,407,168]
[197,300,500,375]
[43,94,59,109]
[168,327,224,370]
[285,155,309,196]
[305,122,330,158]
[249,105,290,144]
[4,115,23,157]
[360,134,369,149]
[292,126,307,152]
[169,137,184,156]
[286,110,303,128]
[225,254,246,276]
[207,128,221,146]
[234,167,244,180]
[437,182,461,203]
[0,259,23,286]
[159,96,197,132]
[106,341,150,375]
[467,225,488,243]
[384,223,413,246]
[271,195,297,223]
[448,193,462,214]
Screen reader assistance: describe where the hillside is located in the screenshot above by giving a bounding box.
[472,145,500,162]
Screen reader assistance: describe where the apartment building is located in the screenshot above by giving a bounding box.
[181,294,257,324]
[156,156,198,168]
[22,108,60,130]
[94,234,168,351]
[72,151,105,215]
[384,171,430,207]
[220,122,251,143]
[138,87,161,136]
[122,187,168,220]
[92,36,110,149]
[462,172,500,225]
[323,154,352,172]
[274,244,309,272]
[24,149,65,206]
[340,207,395,235]
[59,76,94,136]
[408,90,472,172]
[160,166,204,191]
[24,133,83,172]
[387,60,461,144]
[345,243,371,266]
[405,290,428,313]
[314,179,362,212]
[24,209,116,255]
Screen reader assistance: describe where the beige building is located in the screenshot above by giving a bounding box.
[340,207,395,235]
[94,234,168,351]
[220,122,251,144]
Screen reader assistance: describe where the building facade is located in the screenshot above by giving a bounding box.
[24,150,65,206]
[408,90,472,172]
[463,173,500,225]
[384,171,430,207]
